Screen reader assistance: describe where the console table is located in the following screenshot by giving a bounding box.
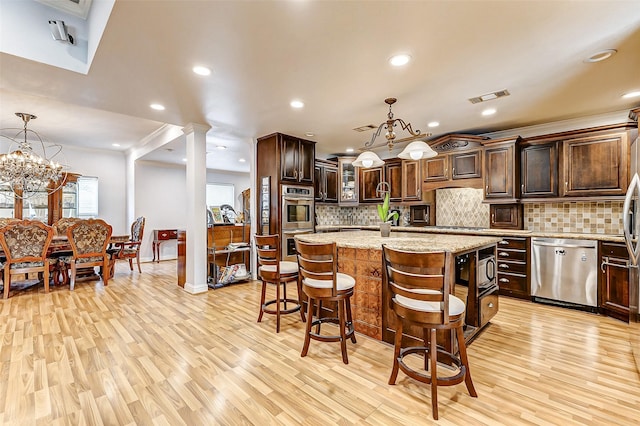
[152,229,178,262]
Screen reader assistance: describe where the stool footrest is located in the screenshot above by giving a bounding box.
[262,298,302,315]
[309,317,355,343]
[397,346,466,386]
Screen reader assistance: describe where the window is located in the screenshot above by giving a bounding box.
[206,183,235,208]
[77,176,99,217]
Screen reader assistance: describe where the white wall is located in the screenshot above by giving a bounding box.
[206,170,251,213]
[61,146,128,233]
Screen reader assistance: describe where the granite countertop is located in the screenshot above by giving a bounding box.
[315,225,625,243]
[296,230,502,252]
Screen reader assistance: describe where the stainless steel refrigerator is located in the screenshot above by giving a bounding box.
[623,133,640,376]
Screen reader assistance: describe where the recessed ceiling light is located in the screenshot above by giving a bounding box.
[290,100,304,109]
[346,148,354,153]
[112,143,120,147]
[182,158,187,162]
[389,54,411,67]
[305,132,315,137]
[216,145,227,150]
[150,103,165,111]
[482,108,496,116]
[622,91,640,99]
[239,158,246,163]
[192,66,211,76]
[428,121,440,128]
[584,49,617,63]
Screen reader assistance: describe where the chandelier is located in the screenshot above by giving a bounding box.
[0,113,66,198]
[353,98,437,168]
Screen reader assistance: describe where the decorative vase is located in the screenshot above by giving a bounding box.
[380,222,391,237]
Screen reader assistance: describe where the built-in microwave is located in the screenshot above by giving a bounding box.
[281,185,314,230]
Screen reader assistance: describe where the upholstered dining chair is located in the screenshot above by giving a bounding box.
[0,220,54,299]
[295,239,357,364]
[382,246,477,420]
[66,219,113,290]
[113,216,145,273]
[49,217,82,286]
[255,234,305,332]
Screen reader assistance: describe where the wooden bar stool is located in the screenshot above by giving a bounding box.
[255,234,305,333]
[382,246,477,420]
[295,239,356,364]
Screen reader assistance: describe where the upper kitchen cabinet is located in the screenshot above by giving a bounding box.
[522,123,637,199]
[314,159,338,203]
[337,157,359,206]
[279,134,315,184]
[257,133,316,186]
[481,136,521,202]
[360,165,384,203]
[423,134,488,191]
[520,141,558,198]
[401,159,422,202]
[385,158,403,202]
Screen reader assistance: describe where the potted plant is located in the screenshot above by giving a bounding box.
[377,193,398,237]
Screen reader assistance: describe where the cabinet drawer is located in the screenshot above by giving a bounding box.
[480,292,499,327]
[497,272,527,292]
[156,229,178,240]
[497,249,526,262]
[497,260,526,274]
[497,238,527,250]
[601,242,628,259]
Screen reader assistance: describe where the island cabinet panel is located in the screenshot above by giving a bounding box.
[338,247,383,339]
[496,237,530,299]
[599,241,630,322]
[360,166,384,202]
[521,142,558,197]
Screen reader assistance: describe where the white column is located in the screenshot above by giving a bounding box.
[182,123,210,294]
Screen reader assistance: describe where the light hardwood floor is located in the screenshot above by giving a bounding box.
[1,261,639,425]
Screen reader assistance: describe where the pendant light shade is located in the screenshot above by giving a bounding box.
[352,151,384,168]
[398,141,438,160]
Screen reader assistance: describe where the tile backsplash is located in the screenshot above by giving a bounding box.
[316,189,624,235]
[436,188,490,228]
[525,202,623,234]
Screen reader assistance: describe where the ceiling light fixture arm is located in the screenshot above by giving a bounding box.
[365,98,422,151]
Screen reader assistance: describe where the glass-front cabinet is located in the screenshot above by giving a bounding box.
[338,157,359,206]
[0,183,16,218]
[61,180,78,218]
[22,190,49,222]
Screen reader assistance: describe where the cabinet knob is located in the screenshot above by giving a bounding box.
[452,167,456,176]
[521,184,525,193]
[488,302,494,308]
[294,170,298,179]
[499,252,510,257]
[499,240,509,245]
[491,213,495,223]
[499,278,510,283]
[499,264,509,269]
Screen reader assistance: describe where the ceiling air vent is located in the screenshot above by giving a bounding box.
[468,89,510,104]
[353,124,377,132]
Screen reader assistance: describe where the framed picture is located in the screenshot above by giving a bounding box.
[209,206,224,224]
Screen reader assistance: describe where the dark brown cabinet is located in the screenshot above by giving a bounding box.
[422,134,487,191]
[360,166,384,202]
[496,237,530,299]
[521,142,558,198]
[599,242,630,322]
[490,204,523,229]
[314,159,338,203]
[561,132,628,197]
[402,159,422,201]
[280,134,315,184]
[482,136,520,202]
[385,159,402,202]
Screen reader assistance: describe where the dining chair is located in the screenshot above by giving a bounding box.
[295,239,356,364]
[382,245,477,420]
[49,217,82,286]
[0,220,54,299]
[112,216,145,273]
[255,234,305,332]
[66,219,113,290]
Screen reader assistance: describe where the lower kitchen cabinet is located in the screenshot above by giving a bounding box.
[496,237,530,299]
[599,241,629,322]
[490,204,523,229]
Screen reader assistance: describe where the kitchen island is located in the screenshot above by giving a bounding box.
[295,231,502,345]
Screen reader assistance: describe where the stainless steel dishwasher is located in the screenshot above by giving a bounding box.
[531,238,598,307]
